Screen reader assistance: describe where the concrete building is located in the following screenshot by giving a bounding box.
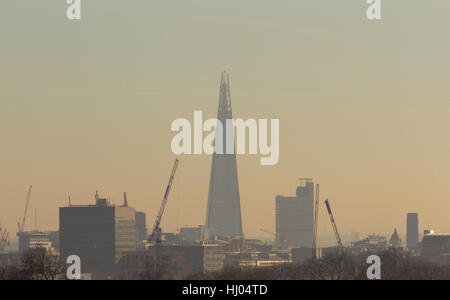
[135,211,147,250]
[291,247,315,263]
[351,234,387,252]
[238,258,289,267]
[275,179,314,248]
[422,232,450,264]
[205,72,243,239]
[180,226,205,243]
[389,228,402,248]
[59,193,136,275]
[18,231,53,253]
[407,213,419,250]
[224,250,288,267]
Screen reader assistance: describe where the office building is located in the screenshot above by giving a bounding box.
[135,211,147,250]
[407,213,419,249]
[18,231,52,253]
[180,226,205,243]
[422,232,450,264]
[275,179,314,247]
[59,193,136,275]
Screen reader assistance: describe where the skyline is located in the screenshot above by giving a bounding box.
[1,1,450,240]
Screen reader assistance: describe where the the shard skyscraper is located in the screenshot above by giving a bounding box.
[205,71,243,239]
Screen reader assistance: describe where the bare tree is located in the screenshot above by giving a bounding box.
[302,250,359,280]
[20,248,62,280]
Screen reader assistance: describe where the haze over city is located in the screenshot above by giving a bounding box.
[1,0,450,243]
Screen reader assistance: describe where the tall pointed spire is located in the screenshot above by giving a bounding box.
[218,71,232,120]
[205,71,243,239]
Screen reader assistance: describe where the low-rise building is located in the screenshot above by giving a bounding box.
[180,226,205,243]
[117,245,224,278]
[351,234,387,253]
[422,232,450,264]
[18,231,53,253]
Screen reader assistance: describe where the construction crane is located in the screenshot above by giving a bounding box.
[148,159,179,246]
[324,199,343,250]
[17,185,32,234]
[312,184,319,259]
[0,223,9,252]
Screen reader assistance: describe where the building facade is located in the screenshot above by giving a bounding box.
[407,213,419,249]
[135,211,147,250]
[117,245,224,278]
[422,233,450,264]
[59,196,136,275]
[275,179,314,248]
[180,226,205,243]
[18,231,53,253]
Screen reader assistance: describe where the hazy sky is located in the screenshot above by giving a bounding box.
[1,1,450,242]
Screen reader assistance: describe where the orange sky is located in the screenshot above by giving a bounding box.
[1,1,450,243]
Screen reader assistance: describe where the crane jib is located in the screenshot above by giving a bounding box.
[164,185,170,199]
[149,159,179,245]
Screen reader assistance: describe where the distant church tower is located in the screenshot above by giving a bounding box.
[389,228,402,248]
[205,72,243,239]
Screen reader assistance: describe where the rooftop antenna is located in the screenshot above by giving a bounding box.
[69,195,71,206]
